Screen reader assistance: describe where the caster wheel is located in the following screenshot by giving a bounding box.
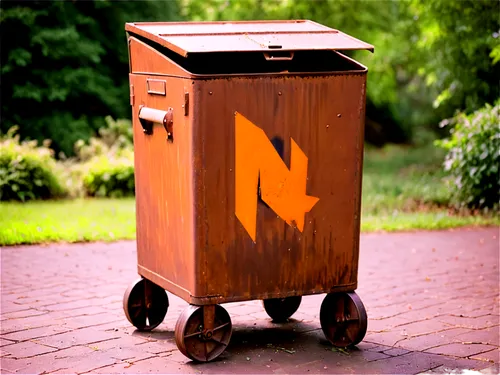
[320,292,367,348]
[123,278,169,331]
[175,304,232,362]
[262,296,302,322]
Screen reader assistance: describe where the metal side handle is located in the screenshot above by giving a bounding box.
[138,106,174,142]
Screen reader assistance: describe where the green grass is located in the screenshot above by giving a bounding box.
[1,144,498,245]
[362,143,449,214]
[360,143,499,231]
[0,199,136,246]
[362,212,498,232]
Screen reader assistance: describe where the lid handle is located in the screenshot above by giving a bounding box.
[263,51,294,61]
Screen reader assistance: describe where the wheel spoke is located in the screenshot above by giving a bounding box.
[130,306,144,320]
[142,282,148,311]
[347,298,360,321]
[344,325,356,344]
[213,322,230,332]
[321,293,366,348]
[345,319,360,331]
[211,336,227,346]
[344,317,359,323]
[335,296,345,324]
[334,319,352,343]
[184,331,201,339]
[145,302,151,321]
[125,279,168,332]
[343,294,351,320]
[175,304,232,362]
[331,326,342,341]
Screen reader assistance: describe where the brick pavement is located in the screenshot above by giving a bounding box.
[1,227,498,374]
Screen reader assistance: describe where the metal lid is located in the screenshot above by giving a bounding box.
[125,20,374,57]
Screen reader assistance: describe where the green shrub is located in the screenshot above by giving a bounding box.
[0,126,67,201]
[82,150,135,198]
[64,116,136,198]
[435,100,500,210]
[73,116,133,163]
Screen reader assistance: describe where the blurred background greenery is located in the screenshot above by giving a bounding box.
[1,0,499,244]
[2,0,499,154]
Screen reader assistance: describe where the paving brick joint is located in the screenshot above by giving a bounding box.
[1,228,499,374]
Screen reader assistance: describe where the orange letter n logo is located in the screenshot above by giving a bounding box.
[235,112,319,242]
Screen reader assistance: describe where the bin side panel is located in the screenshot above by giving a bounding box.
[192,73,366,302]
[130,73,195,299]
[128,36,192,77]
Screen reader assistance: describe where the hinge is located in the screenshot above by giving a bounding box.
[129,84,134,106]
[183,92,189,116]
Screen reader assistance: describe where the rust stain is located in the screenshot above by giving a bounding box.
[235,111,319,242]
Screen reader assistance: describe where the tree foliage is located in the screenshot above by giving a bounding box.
[180,0,500,143]
[411,0,500,117]
[1,0,498,152]
[0,0,180,156]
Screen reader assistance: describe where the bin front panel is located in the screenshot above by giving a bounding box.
[130,73,195,298]
[192,73,366,301]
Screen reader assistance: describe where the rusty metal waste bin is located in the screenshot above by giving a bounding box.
[122,20,374,362]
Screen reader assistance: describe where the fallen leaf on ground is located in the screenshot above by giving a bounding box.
[330,347,350,355]
[266,344,295,354]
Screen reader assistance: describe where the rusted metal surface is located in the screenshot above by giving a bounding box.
[174,304,232,362]
[125,20,374,57]
[320,292,368,347]
[128,36,193,77]
[128,22,369,306]
[122,278,169,331]
[128,32,368,79]
[262,296,302,322]
[203,305,215,330]
[129,20,332,35]
[130,72,195,303]
[191,73,367,304]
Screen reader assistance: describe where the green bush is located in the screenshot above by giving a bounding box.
[82,151,135,198]
[73,116,133,162]
[0,126,67,201]
[435,100,500,210]
[63,116,135,198]
[75,117,135,198]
